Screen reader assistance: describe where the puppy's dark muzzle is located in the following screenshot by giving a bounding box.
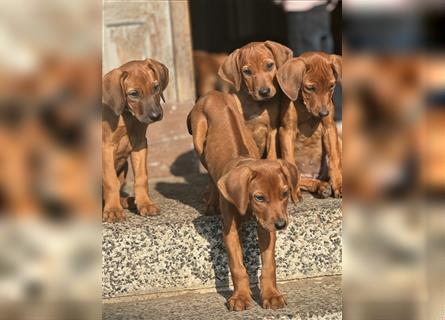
[259,87,271,98]
[149,110,163,122]
[274,219,287,230]
[319,107,329,118]
[139,104,164,123]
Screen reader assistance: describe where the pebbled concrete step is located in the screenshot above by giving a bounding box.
[102,175,342,299]
[103,276,342,320]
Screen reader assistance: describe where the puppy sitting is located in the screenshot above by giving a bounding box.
[277,52,342,198]
[102,59,168,222]
[187,91,299,311]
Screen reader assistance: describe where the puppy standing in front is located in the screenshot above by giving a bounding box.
[187,92,299,311]
[102,59,169,222]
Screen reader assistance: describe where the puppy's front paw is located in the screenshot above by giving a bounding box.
[261,288,287,310]
[103,207,126,222]
[137,202,160,216]
[317,182,332,198]
[227,291,253,311]
[331,180,342,198]
[333,187,342,198]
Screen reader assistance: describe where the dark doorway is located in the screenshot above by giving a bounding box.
[189,0,342,54]
[189,0,287,53]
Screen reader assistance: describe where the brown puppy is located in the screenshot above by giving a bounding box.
[218,41,294,160]
[277,52,342,198]
[193,50,234,97]
[102,59,169,222]
[187,91,299,311]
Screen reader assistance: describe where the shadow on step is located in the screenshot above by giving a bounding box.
[155,174,209,213]
[155,150,207,213]
[191,214,231,301]
[191,215,263,306]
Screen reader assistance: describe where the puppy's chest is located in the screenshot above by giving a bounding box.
[111,115,146,160]
[297,118,322,138]
[295,122,324,176]
[243,103,279,129]
[112,121,132,159]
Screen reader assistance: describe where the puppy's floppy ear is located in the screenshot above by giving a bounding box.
[102,68,128,116]
[217,166,253,214]
[146,59,169,101]
[218,49,241,92]
[278,159,300,203]
[330,54,342,82]
[277,58,305,101]
[264,41,293,68]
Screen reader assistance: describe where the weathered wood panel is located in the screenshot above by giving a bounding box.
[170,0,196,103]
[103,1,177,102]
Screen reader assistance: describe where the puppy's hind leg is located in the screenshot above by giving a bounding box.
[205,181,220,215]
[189,111,208,167]
[118,161,134,209]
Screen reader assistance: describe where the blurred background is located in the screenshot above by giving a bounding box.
[0,0,444,319]
[0,0,101,319]
[190,0,342,116]
[343,1,445,320]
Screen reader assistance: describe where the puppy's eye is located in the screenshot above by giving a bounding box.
[330,84,336,90]
[282,190,289,198]
[243,68,252,76]
[128,90,139,98]
[305,86,315,92]
[266,62,274,70]
[153,83,160,92]
[254,194,265,202]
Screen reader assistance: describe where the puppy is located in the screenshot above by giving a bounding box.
[193,50,234,97]
[187,91,299,311]
[218,41,294,160]
[102,59,168,222]
[277,52,342,198]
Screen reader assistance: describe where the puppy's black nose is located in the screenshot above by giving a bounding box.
[149,111,162,121]
[259,87,271,97]
[319,109,329,117]
[274,219,287,230]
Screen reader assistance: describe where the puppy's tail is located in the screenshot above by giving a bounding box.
[188,109,207,161]
[186,111,193,135]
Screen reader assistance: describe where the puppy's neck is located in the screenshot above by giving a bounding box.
[237,83,278,106]
[295,94,320,124]
[237,85,255,103]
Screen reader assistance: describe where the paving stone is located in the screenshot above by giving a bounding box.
[103,276,342,320]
